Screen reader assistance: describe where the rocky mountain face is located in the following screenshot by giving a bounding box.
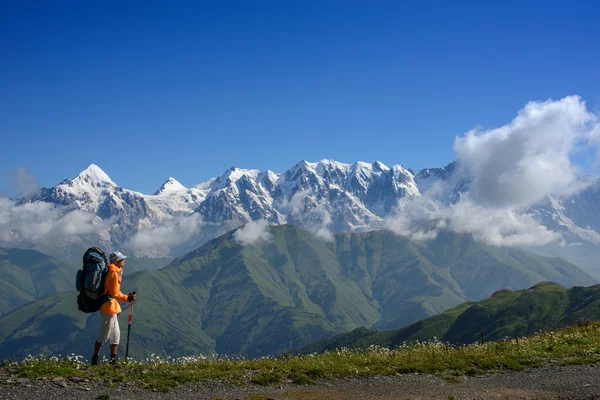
[7,160,600,274]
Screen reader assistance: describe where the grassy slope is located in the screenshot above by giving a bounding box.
[0,248,74,316]
[297,282,600,354]
[6,321,600,391]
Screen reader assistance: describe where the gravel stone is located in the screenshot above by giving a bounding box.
[1,364,600,399]
[51,377,68,388]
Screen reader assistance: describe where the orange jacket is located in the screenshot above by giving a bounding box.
[99,263,129,315]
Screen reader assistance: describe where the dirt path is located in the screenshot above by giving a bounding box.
[2,364,600,399]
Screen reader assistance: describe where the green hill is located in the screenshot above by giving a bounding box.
[0,225,593,360]
[0,248,75,316]
[326,229,592,330]
[296,281,600,354]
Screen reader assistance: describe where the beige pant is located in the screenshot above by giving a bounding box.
[98,313,120,345]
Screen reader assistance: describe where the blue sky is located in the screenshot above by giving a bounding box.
[1,0,599,195]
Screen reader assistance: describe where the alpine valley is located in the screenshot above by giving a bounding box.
[0,225,594,359]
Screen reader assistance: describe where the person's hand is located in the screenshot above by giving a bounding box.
[127,293,136,302]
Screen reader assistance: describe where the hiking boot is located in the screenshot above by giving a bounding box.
[91,355,99,366]
[109,356,118,365]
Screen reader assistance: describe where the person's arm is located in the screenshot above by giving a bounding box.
[106,272,129,302]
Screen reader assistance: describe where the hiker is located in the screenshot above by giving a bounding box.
[91,251,136,365]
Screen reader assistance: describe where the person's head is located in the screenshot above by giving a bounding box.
[109,251,127,267]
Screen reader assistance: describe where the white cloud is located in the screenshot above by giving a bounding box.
[280,189,334,242]
[455,95,598,207]
[313,202,334,242]
[280,189,311,215]
[126,213,205,253]
[443,197,562,246]
[384,196,443,241]
[234,219,272,246]
[387,95,600,247]
[385,193,562,247]
[0,198,112,246]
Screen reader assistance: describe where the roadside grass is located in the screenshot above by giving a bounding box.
[4,321,600,391]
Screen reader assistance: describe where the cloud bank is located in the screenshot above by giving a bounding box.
[387,95,600,247]
[126,213,205,253]
[234,219,273,246]
[0,198,112,246]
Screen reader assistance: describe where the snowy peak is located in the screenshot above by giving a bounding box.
[413,161,469,198]
[258,170,280,191]
[212,167,260,191]
[56,164,115,195]
[36,163,130,216]
[154,177,186,195]
[415,161,458,181]
[314,159,351,172]
[372,161,390,172]
[347,161,387,189]
[74,164,113,185]
[391,164,411,175]
[350,161,391,177]
[293,159,392,177]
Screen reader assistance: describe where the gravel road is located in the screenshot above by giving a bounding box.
[1,364,599,399]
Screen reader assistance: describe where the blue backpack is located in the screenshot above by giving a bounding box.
[76,247,111,313]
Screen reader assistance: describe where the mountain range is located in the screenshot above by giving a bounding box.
[6,160,600,277]
[0,225,593,360]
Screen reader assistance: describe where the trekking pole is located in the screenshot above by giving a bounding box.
[125,291,135,361]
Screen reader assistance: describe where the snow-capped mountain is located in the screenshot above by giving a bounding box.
[197,167,284,224]
[411,162,600,274]
[26,165,154,245]
[149,177,208,216]
[414,162,600,246]
[154,177,187,195]
[413,161,471,203]
[7,160,600,274]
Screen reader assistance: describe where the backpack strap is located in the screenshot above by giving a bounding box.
[101,265,114,302]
